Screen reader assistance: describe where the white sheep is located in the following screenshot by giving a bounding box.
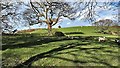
[99,37,106,42]
[115,39,120,45]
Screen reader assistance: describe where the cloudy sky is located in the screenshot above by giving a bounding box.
[27,1,119,30]
[2,0,119,30]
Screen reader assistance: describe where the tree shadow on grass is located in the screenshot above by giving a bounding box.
[53,46,117,67]
[3,34,92,50]
[2,35,86,50]
[2,35,118,67]
[2,35,119,50]
[13,41,117,68]
[14,42,89,68]
[65,32,84,34]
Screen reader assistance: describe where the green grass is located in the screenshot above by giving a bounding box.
[2,26,119,67]
[57,26,119,37]
[30,26,119,37]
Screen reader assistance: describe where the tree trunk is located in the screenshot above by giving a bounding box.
[48,24,52,36]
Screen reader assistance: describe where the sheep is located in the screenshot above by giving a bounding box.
[115,39,120,45]
[74,36,79,39]
[67,35,74,39]
[98,37,106,42]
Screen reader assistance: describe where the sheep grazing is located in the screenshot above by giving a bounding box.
[98,37,106,42]
[115,39,120,45]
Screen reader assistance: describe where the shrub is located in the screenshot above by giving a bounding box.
[53,31,65,37]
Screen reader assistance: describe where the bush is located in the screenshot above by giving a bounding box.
[53,31,65,36]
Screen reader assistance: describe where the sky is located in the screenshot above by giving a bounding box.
[21,2,119,30]
[1,0,119,30]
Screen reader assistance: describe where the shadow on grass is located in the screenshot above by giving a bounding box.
[14,42,116,68]
[2,34,118,67]
[2,35,118,50]
[14,42,89,68]
[65,32,84,34]
[2,34,86,50]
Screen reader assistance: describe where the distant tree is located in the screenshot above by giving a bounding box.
[93,19,114,33]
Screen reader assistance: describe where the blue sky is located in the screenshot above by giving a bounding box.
[57,2,118,27]
[22,2,118,30]
[10,1,119,30]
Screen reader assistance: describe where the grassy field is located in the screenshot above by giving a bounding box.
[2,26,119,67]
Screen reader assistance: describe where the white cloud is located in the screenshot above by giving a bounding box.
[77,3,118,21]
[67,22,71,25]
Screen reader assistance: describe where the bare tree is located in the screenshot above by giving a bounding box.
[93,19,114,33]
[22,8,38,30]
[0,2,15,33]
[1,0,118,35]
[0,2,30,34]
[29,0,77,35]
[29,0,118,35]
